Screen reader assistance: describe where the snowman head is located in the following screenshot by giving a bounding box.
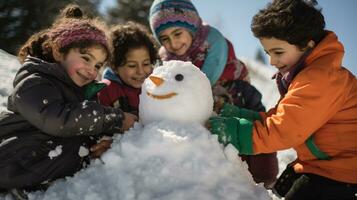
[139,60,213,125]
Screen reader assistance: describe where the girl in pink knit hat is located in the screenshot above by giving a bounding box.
[0,5,137,197]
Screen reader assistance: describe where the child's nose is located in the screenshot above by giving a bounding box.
[87,67,98,79]
[170,39,180,50]
[269,56,278,66]
[137,66,145,75]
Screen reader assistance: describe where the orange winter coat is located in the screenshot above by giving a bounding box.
[253,32,357,184]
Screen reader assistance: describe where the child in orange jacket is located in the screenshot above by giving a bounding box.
[210,0,357,199]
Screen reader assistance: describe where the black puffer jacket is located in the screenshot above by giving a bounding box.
[1,56,124,140]
[0,57,126,189]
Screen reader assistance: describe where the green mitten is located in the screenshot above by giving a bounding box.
[84,82,107,100]
[209,116,239,149]
[220,103,261,121]
[209,116,254,154]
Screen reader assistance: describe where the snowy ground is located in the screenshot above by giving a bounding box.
[0,50,296,200]
[0,50,21,112]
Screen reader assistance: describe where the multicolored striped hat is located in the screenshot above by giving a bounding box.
[149,0,202,41]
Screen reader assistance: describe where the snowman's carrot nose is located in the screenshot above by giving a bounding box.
[149,76,164,86]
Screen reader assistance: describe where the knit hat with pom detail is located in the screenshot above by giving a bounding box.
[149,0,201,41]
[49,18,109,50]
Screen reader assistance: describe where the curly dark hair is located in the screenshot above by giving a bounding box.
[251,0,326,49]
[58,4,85,19]
[110,21,159,70]
[17,29,53,64]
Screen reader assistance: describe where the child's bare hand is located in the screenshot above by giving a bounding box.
[90,138,113,158]
[122,112,138,131]
[213,97,225,114]
[205,119,212,129]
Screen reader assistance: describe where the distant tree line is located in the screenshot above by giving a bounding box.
[0,0,153,55]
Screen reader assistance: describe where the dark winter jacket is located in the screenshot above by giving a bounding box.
[216,79,266,112]
[1,57,124,140]
[98,68,141,116]
[0,57,126,189]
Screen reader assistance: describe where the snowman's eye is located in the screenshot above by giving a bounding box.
[175,74,184,81]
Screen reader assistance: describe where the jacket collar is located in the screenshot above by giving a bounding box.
[15,56,75,87]
[102,67,122,84]
[305,31,344,69]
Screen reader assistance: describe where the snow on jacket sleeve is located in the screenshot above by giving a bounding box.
[11,76,124,137]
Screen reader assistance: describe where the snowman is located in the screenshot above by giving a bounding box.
[139,60,213,125]
[31,61,269,200]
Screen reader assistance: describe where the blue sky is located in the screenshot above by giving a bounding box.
[100,0,357,75]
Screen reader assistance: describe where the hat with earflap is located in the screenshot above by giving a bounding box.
[149,0,202,42]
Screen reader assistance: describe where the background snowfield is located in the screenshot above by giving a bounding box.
[0,50,296,200]
[0,49,20,112]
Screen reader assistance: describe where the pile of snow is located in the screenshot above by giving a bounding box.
[31,121,269,200]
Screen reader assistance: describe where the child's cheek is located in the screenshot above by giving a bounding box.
[65,58,86,75]
[88,72,98,81]
[67,68,76,76]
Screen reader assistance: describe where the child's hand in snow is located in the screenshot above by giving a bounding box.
[90,137,113,158]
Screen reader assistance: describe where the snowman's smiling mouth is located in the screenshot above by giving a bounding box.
[147,92,178,100]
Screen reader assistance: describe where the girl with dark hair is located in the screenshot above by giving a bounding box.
[0,6,137,198]
[98,21,159,116]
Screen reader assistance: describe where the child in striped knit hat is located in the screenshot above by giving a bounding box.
[149,0,278,188]
[0,6,137,196]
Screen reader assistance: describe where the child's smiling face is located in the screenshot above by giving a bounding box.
[116,47,153,88]
[159,27,193,56]
[260,37,313,75]
[56,46,107,87]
